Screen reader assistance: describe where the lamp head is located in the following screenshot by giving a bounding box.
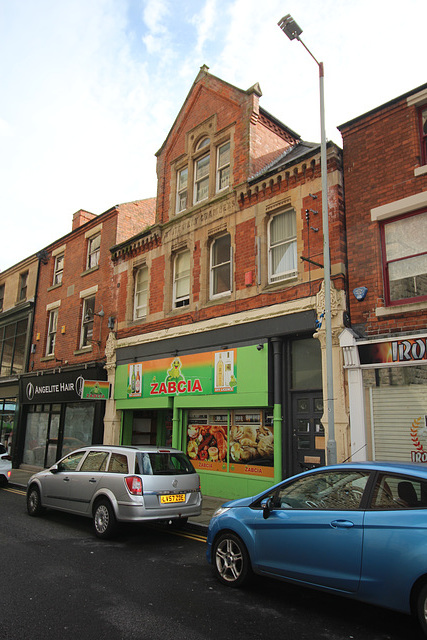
[278,14,303,40]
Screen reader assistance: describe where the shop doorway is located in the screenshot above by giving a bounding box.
[22,402,98,468]
[291,391,325,473]
[44,410,60,468]
[131,411,157,446]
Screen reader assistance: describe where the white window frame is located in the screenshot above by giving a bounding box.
[268,210,297,284]
[87,234,100,270]
[46,308,58,356]
[80,296,95,348]
[134,266,148,320]
[216,141,230,192]
[176,167,188,214]
[194,153,210,204]
[53,254,64,286]
[173,250,190,308]
[210,234,232,299]
[193,137,211,205]
[381,209,427,305]
[18,271,28,301]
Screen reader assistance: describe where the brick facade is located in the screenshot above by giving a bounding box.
[30,199,155,370]
[109,67,349,476]
[339,83,427,337]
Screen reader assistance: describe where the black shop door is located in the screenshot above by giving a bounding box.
[291,391,325,474]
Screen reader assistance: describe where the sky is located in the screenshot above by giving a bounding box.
[0,0,425,271]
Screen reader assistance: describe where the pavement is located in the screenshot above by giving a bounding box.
[8,468,228,532]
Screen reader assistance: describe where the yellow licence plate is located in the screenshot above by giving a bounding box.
[160,494,185,504]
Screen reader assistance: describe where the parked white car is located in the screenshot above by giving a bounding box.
[27,445,202,538]
[0,443,12,484]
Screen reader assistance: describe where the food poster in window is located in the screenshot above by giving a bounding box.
[187,413,228,472]
[126,350,237,399]
[229,411,274,478]
[187,410,274,478]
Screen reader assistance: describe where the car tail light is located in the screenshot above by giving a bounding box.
[7,470,11,479]
[125,476,143,496]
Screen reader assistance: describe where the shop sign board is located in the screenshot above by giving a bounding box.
[126,349,237,399]
[359,336,427,366]
[81,380,111,400]
[20,370,107,404]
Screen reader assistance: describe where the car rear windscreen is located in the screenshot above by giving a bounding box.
[136,452,195,475]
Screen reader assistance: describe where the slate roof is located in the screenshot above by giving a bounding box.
[248,140,320,184]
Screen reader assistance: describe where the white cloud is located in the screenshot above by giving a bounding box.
[0,0,425,271]
[190,0,218,57]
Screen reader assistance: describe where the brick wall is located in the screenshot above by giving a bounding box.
[340,90,427,336]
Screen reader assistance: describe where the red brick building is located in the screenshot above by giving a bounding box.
[338,83,427,464]
[15,199,155,469]
[108,67,348,499]
[0,253,39,456]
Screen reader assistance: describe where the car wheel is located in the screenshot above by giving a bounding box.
[93,499,117,539]
[213,532,252,587]
[27,485,44,516]
[416,583,427,635]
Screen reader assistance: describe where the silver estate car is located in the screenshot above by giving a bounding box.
[26,445,202,538]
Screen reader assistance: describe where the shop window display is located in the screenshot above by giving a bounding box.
[186,410,274,478]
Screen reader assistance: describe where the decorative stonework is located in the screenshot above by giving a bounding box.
[316,280,346,320]
[163,198,234,243]
[104,331,117,374]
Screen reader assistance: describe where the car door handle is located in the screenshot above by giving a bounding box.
[330,519,354,529]
[63,477,70,482]
[89,478,97,483]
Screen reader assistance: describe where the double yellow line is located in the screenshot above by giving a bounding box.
[168,529,207,543]
[2,487,26,496]
[1,486,207,543]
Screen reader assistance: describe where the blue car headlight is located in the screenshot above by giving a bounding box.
[212,506,231,518]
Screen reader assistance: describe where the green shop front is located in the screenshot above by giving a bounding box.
[114,311,324,500]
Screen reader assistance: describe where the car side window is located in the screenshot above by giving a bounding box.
[58,451,86,471]
[272,471,370,510]
[80,451,109,472]
[370,474,427,510]
[107,453,129,474]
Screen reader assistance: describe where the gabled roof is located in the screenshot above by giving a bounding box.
[259,107,301,143]
[155,65,261,158]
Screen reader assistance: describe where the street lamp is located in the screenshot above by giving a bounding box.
[278,14,337,465]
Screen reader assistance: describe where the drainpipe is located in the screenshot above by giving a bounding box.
[271,338,283,484]
[172,402,180,449]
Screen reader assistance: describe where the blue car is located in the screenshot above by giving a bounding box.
[206,462,427,634]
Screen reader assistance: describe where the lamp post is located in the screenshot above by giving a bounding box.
[278,14,336,465]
